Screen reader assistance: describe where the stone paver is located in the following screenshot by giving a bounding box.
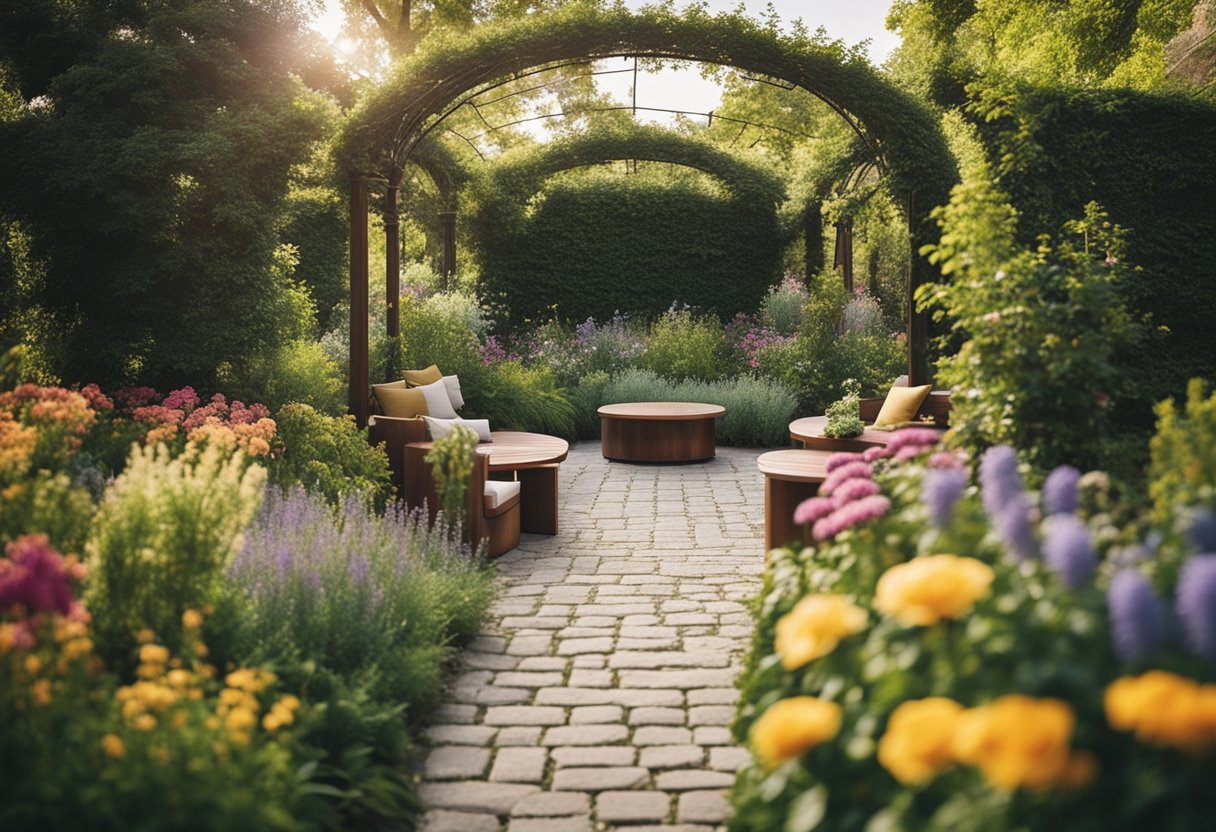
[420,445,765,830]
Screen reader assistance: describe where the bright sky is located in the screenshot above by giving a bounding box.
[310,0,900,128]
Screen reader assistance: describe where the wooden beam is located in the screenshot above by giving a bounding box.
[349,176,370,428]
[907,190,929,386]
[440,210,457,291]
[385,182,400,338]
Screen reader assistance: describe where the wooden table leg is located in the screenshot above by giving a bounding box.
[518,465,560,535]
[764,475,818,553]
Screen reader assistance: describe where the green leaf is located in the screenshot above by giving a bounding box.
[785,783,828,832]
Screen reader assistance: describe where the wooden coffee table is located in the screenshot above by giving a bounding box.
[756,449,832,552]
[598,402,726,463]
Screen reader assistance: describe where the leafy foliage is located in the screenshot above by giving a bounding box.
[1149,378,1216,525]
[919,178,1141,474]
[425,424,479,530]
[640,308,729,383]
[268,403,393,512]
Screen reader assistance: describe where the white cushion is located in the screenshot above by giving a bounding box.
[483,479,520,510]
[423,416,492,442]
[416,379,458,419]
[442,375,465,410]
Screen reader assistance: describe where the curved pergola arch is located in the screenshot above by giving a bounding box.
[341,5,958,424]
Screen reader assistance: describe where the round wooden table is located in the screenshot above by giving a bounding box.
[756,449,832,553]
[598,402,726,463]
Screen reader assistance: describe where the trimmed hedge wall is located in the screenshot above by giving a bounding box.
[974,88,1216,421]
[476,176,783,326]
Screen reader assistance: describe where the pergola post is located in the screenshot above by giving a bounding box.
[440,210,457,290]
[385,177,401,338]
[907,190,929,386]
[833,218,854,293]
[349,176,370,428]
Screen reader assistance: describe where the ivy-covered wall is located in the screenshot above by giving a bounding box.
[477,176,783,327]
[976,88,1216,420]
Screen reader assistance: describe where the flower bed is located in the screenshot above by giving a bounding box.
[731,388,1216,830]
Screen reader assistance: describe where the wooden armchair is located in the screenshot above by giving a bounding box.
[402,445,521,558]
[367,415,429,498]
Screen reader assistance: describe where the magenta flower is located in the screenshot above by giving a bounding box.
[163,386,200,411]
[820,461,873,496]
[886,428,941,453]
[927,451,964,470]
[824,452,863,473]
[794,496,835,525]
[0,535,78,617]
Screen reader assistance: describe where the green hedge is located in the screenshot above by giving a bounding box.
[477,177,782,325]
[973,88,1216,423]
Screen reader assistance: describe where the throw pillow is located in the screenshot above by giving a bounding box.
[375,387,429,418]
[442,375,464,410]
[874,383,932,427]
[404,364,443,387]
[423,416,492,442]
[416,378,458,419]
[370,379,408,414]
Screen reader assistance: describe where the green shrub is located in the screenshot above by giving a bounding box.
[600,369,797,447]
[469,362,576,438]
[0,470,93,552]
[221,339,346,416]
[758,276,904,415]
[399,291,487,379]
[919,182,1141,473]
[85,442,266,669]
[760,275,808,336]
[1149,378,1216,526]
[641,308,727,382]
[268,403,393,511]
[569,370,612,438]
[426,425,479,531]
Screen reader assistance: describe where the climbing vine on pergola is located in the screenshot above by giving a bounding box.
[338,3,958,425]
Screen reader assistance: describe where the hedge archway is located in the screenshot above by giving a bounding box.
[339,4,958,423]
[467,124,788,324]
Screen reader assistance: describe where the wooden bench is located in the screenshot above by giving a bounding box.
[788,390,951,452]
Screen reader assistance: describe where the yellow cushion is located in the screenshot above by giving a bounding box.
[374,387,429,418]
[874,384,932,427]
[404,365,443,387]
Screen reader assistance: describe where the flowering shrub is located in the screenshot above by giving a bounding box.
[267,403,392,511]
[731,421,1216,830]
[640,307,727,382]
[128,387,278,457]
[86,441,267,668]
[760,274,809,336]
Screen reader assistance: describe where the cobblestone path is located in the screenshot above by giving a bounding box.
[419,443,766,832]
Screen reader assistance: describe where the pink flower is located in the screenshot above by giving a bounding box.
[820,461,873,496]
[794,497,835,525]
[862,446,889,463]
[77,383,114,411]
[162,386,200,411]
[832,477,881,505]
[825,452,864,473]
[812,495,892,542]
[114,386,160,411]
[927,451,964,470]
[886,428,942,453]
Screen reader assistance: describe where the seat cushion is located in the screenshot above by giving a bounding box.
[483,479,521,511]
[405,364,443,387]
[374,386,428,418]
[874,383,932,427]
[424,416,492,442]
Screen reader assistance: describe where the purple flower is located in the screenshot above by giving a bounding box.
[820,461,873,496]
[794,497,835,525]
[979,445,1023,520]
[0,535,77,616]
[832,478,881,505]
[922,468,968,527]
[1041,465,1081,516]
[1042,514,1096,588]
[825,452,864,473]
[1176,554,1216,662]
[1186,508,1216,553]
[812,495,891,542]
[1107,570,1167,663]
[996,494,1039,563]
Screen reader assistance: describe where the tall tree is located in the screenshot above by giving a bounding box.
[0,0,330,388]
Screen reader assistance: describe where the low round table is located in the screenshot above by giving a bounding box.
[756,449,832,553]
[598,402,726,463]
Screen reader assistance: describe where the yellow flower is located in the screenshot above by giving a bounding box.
[136,628,156,645]
[101,734,126,758]
[24,655,42,675]
[138,644,169,666]
[166,669,193,689]
[225,667,274,694]
[749,696,842,768]
[952,695,1077,790]
[775,594,868,670]
[1105,671,1216,752]
[62,637,93,660]
[31,679,52,706]
[278,694,300,712]
[181,609,204,630]
[874,555,994,626]
[877,697,965,784]
[134,714,157,732]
